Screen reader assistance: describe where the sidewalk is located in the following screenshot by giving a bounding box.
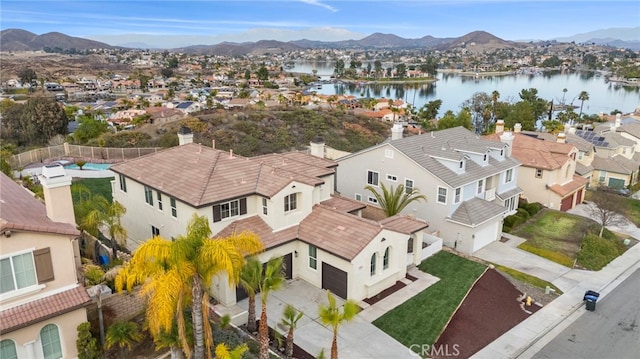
[472,238,640,358]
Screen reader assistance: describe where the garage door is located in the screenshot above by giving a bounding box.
[608,178,625,188]
[560,195,573,211]
[472,223,500,253]
[322,262,347,299]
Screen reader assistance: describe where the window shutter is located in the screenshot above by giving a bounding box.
[34,247,55,283]
[213,205,221,222]
[239,198,247,215]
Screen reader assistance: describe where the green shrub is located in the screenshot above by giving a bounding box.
[516,208,530,219]
[522,202,543,216]
[83,264,106,286]
[577,233,627,270]
[77,322,100,359]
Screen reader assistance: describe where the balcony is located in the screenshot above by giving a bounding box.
[484,188,496,201]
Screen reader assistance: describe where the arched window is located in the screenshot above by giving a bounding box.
[383,247,390,270]
[40,324,62,359]
[407,237,414,253]
[370,253,377,276]
[0,340,17,359]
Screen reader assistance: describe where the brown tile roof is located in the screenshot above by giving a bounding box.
[548,176,588,197]
[214,216,298,250]
[110,144,336,207]
[0,174,79,236]
[0,285,90,334]
[320,195,366,213]
[379,215,429,235]
[485,132,574,170]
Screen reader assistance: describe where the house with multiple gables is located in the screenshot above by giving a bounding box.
[0,167,89,359]
[336,125,522,254]
[109,128,430,306]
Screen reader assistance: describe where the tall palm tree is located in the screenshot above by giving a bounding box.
[318,291,360,359]
[491,90,500,123]
[562,88,568,105]
[115,214,264,359]
[578,91,590,118]
[239,257,262,333]
[365,182,427,217]
[258,257,285,359]
[82,196,127,260]
[281,304,304,359]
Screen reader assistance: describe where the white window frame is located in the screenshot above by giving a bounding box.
[477,179,484,195]
[40,324,62,359]
[262,197,268,215]
[383,247,390,270]
[144,186,153,206]
[157,191,163,211]
[505,168,513,183]
[437,187,447,204]
[221,199,240,219]
[385,149,394,158]
[170,197,177,218]
[309,245,317,270]
[405,178,414,194]
[370,253,377,276]
[119,174,127,192]
[284,193,298,212]
[454,187,462,204]
[535,169,543,178]
[367,170,379,186]
[0,249,38,296]
[368,196,378,204]
[151,225,160,237]
[355,193,362,201]
[386,174,398,182]
[0,339,17,359]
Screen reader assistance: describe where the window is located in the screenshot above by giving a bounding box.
[152,225,160,237]
[40,324,62,359]
[213,198,247,222]
[170,197,177,218]
[459,161,464,169]
[505,196,517,212]
[407,237,414,254]
[367,170,379,186]
[385,149,394,158]
[144,186,153,206]
[284,193,297,212]
[157,192,163,210]
[383,247,390,270]
[370,253,377,276]
[405,178,414,194]
[454,188,462,204]
[437,187,447,204]
[477,179,484,195]
[262,197,268,215]
[500,149,504,157]
[1,252,37,294]
[599,171,606,183]
[578,152,584,160]
[0,340,17,359]
[309,245,317,270]
[535,169,543,178]
[505,169,513,183]
[355,193,362,201]
[483,154,488,162]
[368,196,378,204]
[119,174,127,192]
[386,174,398,182]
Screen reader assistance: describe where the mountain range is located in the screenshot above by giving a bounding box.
[1,27,639,54]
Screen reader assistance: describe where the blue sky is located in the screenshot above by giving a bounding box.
[2,0,639,48]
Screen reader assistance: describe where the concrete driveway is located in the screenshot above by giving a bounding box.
[567,201,640,240]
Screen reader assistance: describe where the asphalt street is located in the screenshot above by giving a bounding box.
[532,268,640,359]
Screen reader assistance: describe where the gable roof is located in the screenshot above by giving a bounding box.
[484,132,574,170]
[0,173,78,236]
[616,123,640,139]
[389,127,520,188]
[110,144,337,207]
[448,197,507,226]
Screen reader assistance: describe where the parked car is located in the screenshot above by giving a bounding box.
[598,186,631,197]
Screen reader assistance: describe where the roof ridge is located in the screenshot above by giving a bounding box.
[196,150,220,206]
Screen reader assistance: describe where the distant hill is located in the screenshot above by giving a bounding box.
[0,28,115,52]
[176,39,303,56]
[553,27,640,50]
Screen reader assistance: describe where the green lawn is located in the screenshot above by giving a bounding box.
[71,177,115,203]
[373,251,486,349]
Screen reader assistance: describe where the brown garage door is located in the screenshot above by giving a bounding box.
[560,195,573,211]
[322,262,347,299]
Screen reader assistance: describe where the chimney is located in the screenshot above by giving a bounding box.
[499,131,514,157]
[177,126,193,145]
[615,113,621,128]
[391,123,403,140]
[495,119,505,134]
[39,164,76,226]
[310,136,326,158]
[514,123,522,133]
[557,132,566,143]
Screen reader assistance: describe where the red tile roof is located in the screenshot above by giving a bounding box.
[320,195,366,213]
[0,174,79,236]
[0,286,90,334]
[548,175,589,197]
[484,132,574,170]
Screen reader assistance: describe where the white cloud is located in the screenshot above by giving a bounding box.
[300,0,338,12]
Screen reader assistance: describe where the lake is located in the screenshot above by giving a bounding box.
[287,62,640,116]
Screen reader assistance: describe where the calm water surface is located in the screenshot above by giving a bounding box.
[288,62,640,115]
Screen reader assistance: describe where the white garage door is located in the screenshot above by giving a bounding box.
[472,222,500,252]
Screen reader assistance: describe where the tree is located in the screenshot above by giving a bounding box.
[462,92,492,134]
[105,320,143,356]
[258,257,285,359]
[585,190,630,237]
[334,59,345,78]
[73,115,108,144]
[318,291,360,359]
[519,88,548,122]
[395,63,407,79]
[257,64,269,83]
[374,60,382,79]
[115,214,263,359]
[578,91,590,118]
[76,322,100,359]
[437,109,473,131]
[0,96,68,146]
[82,196,127,260]
[281,304,304,359]
[239,257,262,333]
[365,182,426,217]
[214,343,249,359]
[18,68,37,86]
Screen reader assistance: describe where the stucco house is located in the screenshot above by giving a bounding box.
[485,121,588,211]
[109,129,430,305]
[0,167,89,359]
[336,125,522,254]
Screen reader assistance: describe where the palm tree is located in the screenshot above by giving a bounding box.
[281,304,304,359]
[82,195,127,260]
[239,257,262,333]
[562,88,568,105]
[491,90,500,123]
[318,291,360,359]
[115,214,264,359]
[214,343,248,359]
[258,257,285,359]
[578,91,590,118]
[105,320,143,357]
[365,182,427,217]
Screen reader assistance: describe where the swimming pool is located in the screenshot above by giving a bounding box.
[64,163,112,170]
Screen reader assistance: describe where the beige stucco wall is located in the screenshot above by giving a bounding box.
[2,308,86,359]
